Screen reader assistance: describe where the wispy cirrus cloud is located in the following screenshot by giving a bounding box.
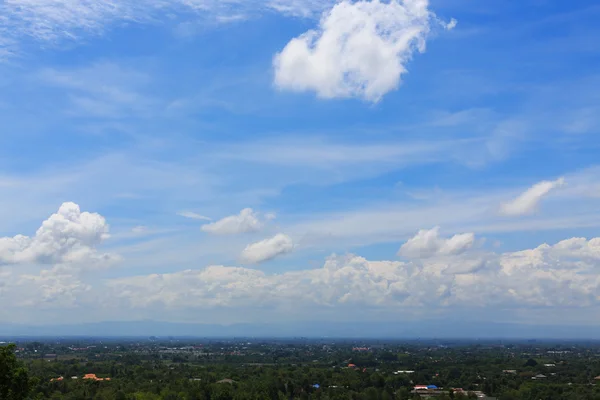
[500,177,566,217]
[268,0,334,18]
[0,0,330,57]
[36,62,156,118]
[177,211,212,221]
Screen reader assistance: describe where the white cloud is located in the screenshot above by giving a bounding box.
[500,177,565,216]
[177,211,212,221]
[0,0,330,57]
[211,136,465,189]
[265,212,277,221]
[216,137,453,168]
[398,227,475,259]
[0,202,116,267]
[131,226,148,234]
[14,268,91,308]
[2,227,600,323]
[273,0,452,101]
[215,14,249,24]
[37,62,156,118]
[283,167,600,250]
[107,253,419,310]
[201,208,266,235]
[106,234,600,314]
[563,107,600,135]
[268,0,334,18]
[240,233,294,263]
[445,18,457,30]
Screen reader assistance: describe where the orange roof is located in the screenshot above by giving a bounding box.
[348,363,356,368]
[50,376,64,382]
[83,373,110,381]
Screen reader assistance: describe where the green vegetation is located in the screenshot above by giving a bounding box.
[0,344,31,400]
[2,339,600,399]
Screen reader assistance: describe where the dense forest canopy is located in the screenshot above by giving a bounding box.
[2,338,600,399]
[0,344,31,400]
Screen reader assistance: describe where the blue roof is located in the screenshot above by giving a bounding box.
[313,384,320,389]
[427,385,438,389]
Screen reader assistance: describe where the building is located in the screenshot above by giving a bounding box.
[83,374,110,381]
[411,387,447,398]
[471,391,496,399]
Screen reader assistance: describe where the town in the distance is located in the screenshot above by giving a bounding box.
[2,337,600,399]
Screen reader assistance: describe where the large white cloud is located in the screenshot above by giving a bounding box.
[398,227,475,259]
[105,234,600,313]
[500,177,565,216]
[201,208,267,235]
[240,233,294,263]
[107,254,418,309]
[2,210,599,322]
[0,202,116,266]
[273,0,454,101]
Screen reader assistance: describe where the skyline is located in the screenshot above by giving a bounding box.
[1,0,600,331]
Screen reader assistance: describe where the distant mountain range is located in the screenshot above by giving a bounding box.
[1,320,600,340]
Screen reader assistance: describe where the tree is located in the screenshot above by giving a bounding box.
[0,344,30,400]
[523,358,538,367]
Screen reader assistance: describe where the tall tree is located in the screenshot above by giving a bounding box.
[0,344,30,400]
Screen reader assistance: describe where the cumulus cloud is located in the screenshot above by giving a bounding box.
[201,208,267,235]
[108,254,419,309]
[15,268,91,308]
[177,211,212,221]
[273,0,452,101]
[500,177,565,216]
[2,228,599,317]
[0,202,116,267]
[398,227,475,259]
[240,233,294,264]
[107,234,600,312]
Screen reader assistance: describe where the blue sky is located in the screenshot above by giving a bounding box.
[1,0,600,328]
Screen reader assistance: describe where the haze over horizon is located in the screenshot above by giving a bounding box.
[4,319,600,340]
[1,0,600,335]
